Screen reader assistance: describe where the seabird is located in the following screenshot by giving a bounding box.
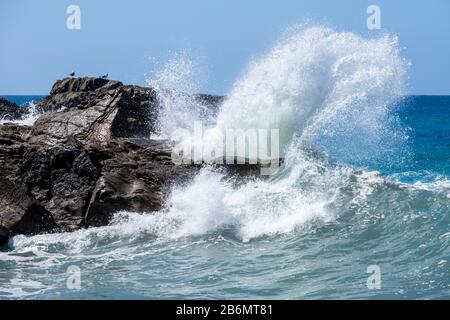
[69,72,75,77]
[100,73,108,79]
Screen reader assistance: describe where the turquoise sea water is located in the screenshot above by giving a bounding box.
[1,95,44,106]
[0,95,448,299]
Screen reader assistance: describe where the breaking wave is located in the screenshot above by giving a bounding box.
[0,101,40,126]
[141,25,410,241]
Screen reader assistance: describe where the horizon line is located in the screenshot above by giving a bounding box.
[2,93,450,97]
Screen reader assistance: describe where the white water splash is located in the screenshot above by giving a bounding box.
[146,52,215,138]
[0,101,40,126]
[145,25,408,240]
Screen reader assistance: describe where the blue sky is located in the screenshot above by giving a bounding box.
[1,0,449,95]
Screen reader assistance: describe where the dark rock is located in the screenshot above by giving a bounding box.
[34,77,123,115]
[0,124,30,182]
[20,143,100,231]
[31,83,158,147]
[0,76,230,246]
[50,77,122,94]
[0,176,56,244]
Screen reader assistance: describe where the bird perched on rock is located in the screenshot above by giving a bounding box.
[100,73,108,79]
[69,71,75,77]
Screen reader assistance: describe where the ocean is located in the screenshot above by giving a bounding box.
[0,26,449,300]
[1,95,44,106]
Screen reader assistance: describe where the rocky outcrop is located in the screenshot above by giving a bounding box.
[31,77,159,146]
[0,77,223,247]
[35,77,122,113]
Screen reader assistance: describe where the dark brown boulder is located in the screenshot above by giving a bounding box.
[50,77,121,94]
[0,77,223,247]
[30,84,158,147]
[35,77,123,114]
[0,176,56,244]
[20,142,100,231]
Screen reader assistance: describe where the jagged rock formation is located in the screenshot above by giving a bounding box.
[0,77,224,246]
